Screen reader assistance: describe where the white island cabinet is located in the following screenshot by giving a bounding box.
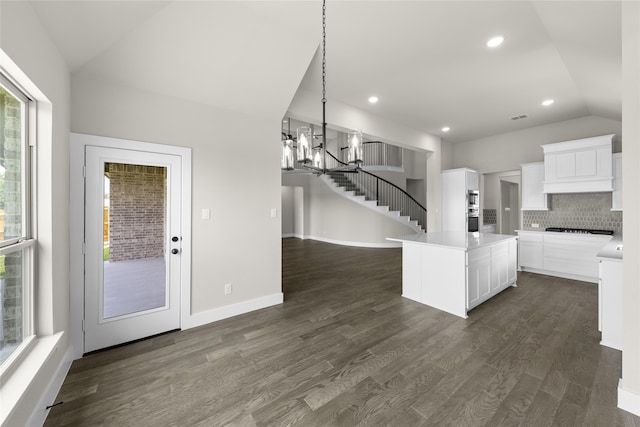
[388,232,517,318]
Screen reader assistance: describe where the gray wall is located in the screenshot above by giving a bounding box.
[71,74,283,314]
[282,173,417,246]
[281,186,294,236]
[452,116,622,174]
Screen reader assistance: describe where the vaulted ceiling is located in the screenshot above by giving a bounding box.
[29,1,622,144]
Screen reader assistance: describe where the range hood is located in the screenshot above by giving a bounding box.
[542,134,614,194]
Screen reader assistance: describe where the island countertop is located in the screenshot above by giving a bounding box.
[596,236,623,262]
[388,231,517,251]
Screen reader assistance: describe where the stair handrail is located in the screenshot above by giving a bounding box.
[357,169,427,212]
[326,150,426,211]
[325,150,427,230]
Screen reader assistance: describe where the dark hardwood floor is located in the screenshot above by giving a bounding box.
[45,238,640,426]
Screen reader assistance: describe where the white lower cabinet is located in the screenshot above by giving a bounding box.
[466,239,517,310]
[517,230,611,283]
[599,259,622,350]
[399,236,517,318]
[491,244,509,292]
[467,247,492,309]
[518,233,544,269]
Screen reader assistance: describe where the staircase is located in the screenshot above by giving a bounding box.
[322,170,426,233]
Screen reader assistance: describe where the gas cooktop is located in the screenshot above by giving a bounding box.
[545,227,614,235]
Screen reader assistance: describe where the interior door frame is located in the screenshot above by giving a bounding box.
[70,133,192,359]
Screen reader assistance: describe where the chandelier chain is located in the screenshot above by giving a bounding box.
[322,0,327,104]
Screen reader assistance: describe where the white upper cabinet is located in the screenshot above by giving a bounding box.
[542,134,614,194]
[441,168,478,232]
[466,170,479,191]
[521,162,549,211]
[612,152,622,211]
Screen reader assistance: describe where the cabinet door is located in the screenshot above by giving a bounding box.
[466,171,479,191]
[491,244,509,292]
[441,170,467,232]
[521,162,548,210]
[612,152,622,211]
[507,239,517,283]
[519,241,543,269]
[467,249,491,309]
[600,260,623,350]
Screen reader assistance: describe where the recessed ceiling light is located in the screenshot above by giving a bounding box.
[442,126,450,132]
[486,35,505,48]
[542,99,555,106]
[368,96,379,104]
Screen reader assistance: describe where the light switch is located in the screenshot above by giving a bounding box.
[271,208,277,218]
[202,208,210,220]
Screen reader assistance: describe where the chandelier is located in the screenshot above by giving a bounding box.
[281,0,363,172]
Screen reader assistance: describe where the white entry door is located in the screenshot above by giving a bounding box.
[84,146,182,353]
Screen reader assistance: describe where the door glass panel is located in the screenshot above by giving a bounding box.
[103,163,167,319]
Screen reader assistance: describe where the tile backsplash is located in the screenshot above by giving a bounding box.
[483,209,497,225]
[522,192,623,235]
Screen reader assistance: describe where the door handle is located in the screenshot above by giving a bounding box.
[171,248,180,255]
[172,236,180,242]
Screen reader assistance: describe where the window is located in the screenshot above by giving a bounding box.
[0,73,35,367]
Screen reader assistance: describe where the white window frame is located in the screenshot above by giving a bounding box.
[0,72,37,377]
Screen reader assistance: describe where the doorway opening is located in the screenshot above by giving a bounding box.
[500,175,521,235]
[70,133,192,359]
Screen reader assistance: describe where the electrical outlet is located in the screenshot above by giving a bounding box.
[224,283,232,295]
[531,223,539,228]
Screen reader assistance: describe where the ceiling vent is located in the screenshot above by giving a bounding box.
[510,114,528,120]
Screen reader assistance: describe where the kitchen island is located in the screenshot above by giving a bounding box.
[388,232,517,318]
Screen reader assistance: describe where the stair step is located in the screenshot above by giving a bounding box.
[322,173,427,232]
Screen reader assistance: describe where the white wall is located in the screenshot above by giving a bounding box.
[71,74,282,314]
[452,116,622,173]
[621,0,640,412]
[0,2,71,425]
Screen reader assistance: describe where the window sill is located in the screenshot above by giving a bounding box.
[0,332,64,425]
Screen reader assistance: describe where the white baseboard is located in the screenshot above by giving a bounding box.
[304,235,402,248]
[184,292,284,330]
[618,379,640,416]
[518,266,598,284]
[28,345,73,427]
[281,233,304,239]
